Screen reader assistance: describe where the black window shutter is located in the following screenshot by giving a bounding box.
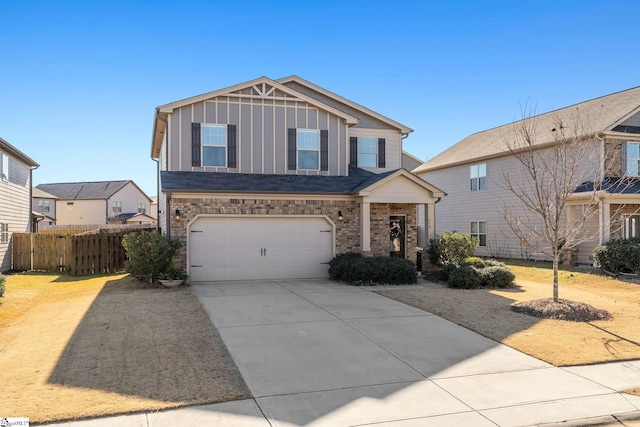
[191,123,201,167]
[378,138,386,168]
[349,137,358,167]
[287,128,297,170]
[227,124,237,168]
[320,130,329,171]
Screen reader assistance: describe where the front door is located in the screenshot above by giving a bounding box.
[389,216,405,258]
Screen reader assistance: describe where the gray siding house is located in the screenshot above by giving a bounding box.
[151,75,444,281]
[415,86,640,264]
[0,137,39,272]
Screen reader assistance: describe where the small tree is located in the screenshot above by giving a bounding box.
[122,230,182,283]
[427,230,478,266]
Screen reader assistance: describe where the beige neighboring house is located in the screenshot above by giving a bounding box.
[35,180,154,226]
[0,137,39,272]
[149,196,158,219]
[32,187,58,228]
[151,75,444,281]
[415,86,640,264]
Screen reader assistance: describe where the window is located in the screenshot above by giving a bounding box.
[470,164,486,190]
[624,215,640,239]
[37,200,50,213]
[357,138,378,167]
[1,153,8,181]
[1,223,8,243]
[624,142,640,176]
[112,201,122,213]
[297,129,319,170]
[202,124,227,167]
[471,221,487,246]
[137,203,146,214]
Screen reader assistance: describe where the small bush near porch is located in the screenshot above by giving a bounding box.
[329,252,417,285]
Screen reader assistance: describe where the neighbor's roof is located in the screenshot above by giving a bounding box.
[415,86,640,173]
[32,187,58,199]
[36,180,148,200]
[0,137,38,167]
[574,177,640,195]
[160,167,443,197]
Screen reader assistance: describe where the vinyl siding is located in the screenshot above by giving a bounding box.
[108,183,151,218]
[0,156,32,272]
[420,141,602,261]
[55,199,106,225]
[348,128,403,172]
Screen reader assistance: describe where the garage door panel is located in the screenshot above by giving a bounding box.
[189,216,333,281]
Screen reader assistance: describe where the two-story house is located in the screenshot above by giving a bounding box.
[415,86,640,265]
[0,137,39,272]
[35,180,154,227]
[151,75,444,281]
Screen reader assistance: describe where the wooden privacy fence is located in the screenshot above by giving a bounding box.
[12,228,153,275]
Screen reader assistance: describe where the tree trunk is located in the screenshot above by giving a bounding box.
[553,252,559,302]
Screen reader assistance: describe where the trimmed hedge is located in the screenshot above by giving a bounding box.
[0,273,5,297]
[122,230,182,283]
[594,238,640,273]
[329,252,417,285]
[427,230,478,266]
[443,258,515,289]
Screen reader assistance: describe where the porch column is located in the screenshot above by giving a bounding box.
[603,201,611,243]
[361,199,371,252]
[427,202,436,242]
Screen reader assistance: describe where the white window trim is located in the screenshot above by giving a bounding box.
[112,201,122,213]
[470,163,487,191]
[357,138,378,168]
[471,220,487,247]
[137,203,146,214]
[202,124,227,167]
[624,214,640,239]
[38,200,50,213]
[1,153,8,182]
[297,129,320,171]
[625,142,640,177]
[0,223,8,244]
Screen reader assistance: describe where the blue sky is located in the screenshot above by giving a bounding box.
[2,0,639,196]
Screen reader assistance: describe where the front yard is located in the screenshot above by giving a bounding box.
[0,273,249,423]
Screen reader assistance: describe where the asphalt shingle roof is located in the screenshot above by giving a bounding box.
[36,181,131,200]
[160,167,397,195]
[574,177,640,194]
[416,86,640,173]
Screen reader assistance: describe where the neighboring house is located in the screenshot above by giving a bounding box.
[35,180,154,226]
[415,86,640,264]
[32,187,58,226]
[0,137,39,272]
[149,196,158,219]
[402,151,423,171]
[151,75,444,281]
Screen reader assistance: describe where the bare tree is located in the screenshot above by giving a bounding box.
[500,107,607,302]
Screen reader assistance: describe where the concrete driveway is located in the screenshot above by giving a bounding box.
[184,278,640,427]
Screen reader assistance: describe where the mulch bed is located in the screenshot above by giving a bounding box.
[511,298,611,322]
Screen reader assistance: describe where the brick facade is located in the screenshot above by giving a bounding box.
[169,197,418,270]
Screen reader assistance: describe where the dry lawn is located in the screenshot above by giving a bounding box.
[377,262,640,367]
[0,273,249,423]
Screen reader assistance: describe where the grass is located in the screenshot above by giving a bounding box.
[0,272,249,423]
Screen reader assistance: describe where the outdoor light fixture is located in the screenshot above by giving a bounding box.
[338,210,343,221]
[175,209,180,220]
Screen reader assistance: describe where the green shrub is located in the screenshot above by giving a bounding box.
[438,263,458,281]
[122,230,182,283]
[427,231,479,266]
[328,253,416,285]
[479,265,515,288]
[462,257,485,268]
[594,238,640,273]
[448,265,482,289]
[0,273,5,297]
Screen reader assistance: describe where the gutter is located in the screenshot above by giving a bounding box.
[154,113,169,233]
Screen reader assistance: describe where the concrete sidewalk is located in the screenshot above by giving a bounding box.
[46,279,640,426]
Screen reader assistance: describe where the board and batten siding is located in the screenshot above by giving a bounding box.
[168,96,348,176]
[348,128,403,172]
[420,141,602,261]
[0,156,33,272]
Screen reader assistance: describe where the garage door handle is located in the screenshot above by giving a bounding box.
[191,230,203,233]
[191,265,203,268]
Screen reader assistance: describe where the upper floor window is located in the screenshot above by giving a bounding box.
[297,129,320,170]
[357,138,378,167]
[137,203,146,214]
[1,153,8,181]
[202,124,227,167]
[37,200,50,213]
[471,220,487,246]
[624,142,640,176]
[470,163,486,190]
[112,201,122,213]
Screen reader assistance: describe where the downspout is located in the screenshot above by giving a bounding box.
[155,112,169,236]
[151,156,159,232]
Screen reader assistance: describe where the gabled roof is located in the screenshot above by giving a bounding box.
[277,75,413,135]
[415,86,640,173]
[36,180,145,200]
[32,187,58,199]
[152,76,360,158]
[160,167,443,197]
[0,137,38,167]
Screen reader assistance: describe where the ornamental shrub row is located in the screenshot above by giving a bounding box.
[593,238,640,273]
[328,252,417,285]
[444,257,515,289]
[0,273,5,297]
[427,231,478,266]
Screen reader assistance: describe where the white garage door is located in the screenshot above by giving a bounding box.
[188,216,334,281]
